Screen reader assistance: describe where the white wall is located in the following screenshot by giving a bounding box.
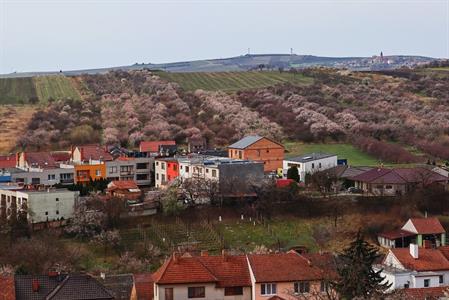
[154,283,251,300]
[283,156,337,181]
[0,189,77,224]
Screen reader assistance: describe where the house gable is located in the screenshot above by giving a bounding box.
[402,219,418,234]
[245,137,284,151]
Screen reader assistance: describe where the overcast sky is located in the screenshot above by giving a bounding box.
[0,0,448,74]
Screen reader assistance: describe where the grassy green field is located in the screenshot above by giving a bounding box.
[284,142,380,166]
[217,218,317,252]
[0,77,37,104]
[33,75,81,102]
[156,71,313,91]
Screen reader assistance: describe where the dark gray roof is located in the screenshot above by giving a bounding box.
[228,135,263,149]
[286,153,337,163]
[15,274,113,300]
[96,274,134,300]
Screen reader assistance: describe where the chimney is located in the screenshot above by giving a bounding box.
[222,249,228,262]
[173,252,179,264]
[410,243,419,259]
[32,279,40,292]
[48,271,58,278]
[201,250,209,257]
[423,240,432,249]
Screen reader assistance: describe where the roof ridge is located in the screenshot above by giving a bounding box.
[45,275,70,300]
[194,256,219,282]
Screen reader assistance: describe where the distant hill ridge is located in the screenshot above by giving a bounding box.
[0,53,437,78]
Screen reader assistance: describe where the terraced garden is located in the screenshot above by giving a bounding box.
[156,71,312,91]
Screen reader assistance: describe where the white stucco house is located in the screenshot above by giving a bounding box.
[283,153,338,182]
[375,243,449,291]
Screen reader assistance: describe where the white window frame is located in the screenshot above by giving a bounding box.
[261,283,277,296]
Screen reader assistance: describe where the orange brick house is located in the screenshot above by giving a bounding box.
[228,136,284,172]
[74,163,107,183]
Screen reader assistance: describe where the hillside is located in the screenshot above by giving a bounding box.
[155,71,312,91]
[0,54,437,78]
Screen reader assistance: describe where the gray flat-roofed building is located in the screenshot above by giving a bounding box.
[283,153,338,182]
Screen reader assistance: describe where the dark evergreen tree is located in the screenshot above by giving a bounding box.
[334,231,391,299]
[287,166,300,182]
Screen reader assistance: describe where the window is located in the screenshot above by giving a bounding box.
[294,281,310,294]
[239,151,242,159]
[404,283,409,288]
[95,170,101,176]
[136,163,148,170]
[185,166,190,173]
[161,163,165,170]
[212,169,217,178]
[319,162,322,168]
[165,288,173,300]
[206,168,209,173]
[156,173,159,180]
[55,198,59,202]
[56,210,59,215]
[320,281,329,293]
[424,279,430,287]
[311,163,315,169]
[261,283,276,295]
[224,286,243,296]
[266,149,269,153]
[161,174,166,183]
[45,211,48,215]
[173,164,177,171]
[156,161,159,166]
[48,174,56,180]
[188,286,205,298]
[440,275,444,284]
[109,166,117,173]
[386,185,393,189]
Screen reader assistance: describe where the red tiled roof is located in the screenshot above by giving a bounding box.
[378,229,416,240]
[197,254,252,287]
[108,180,139,190]
[350,168,448,184]
[0,155,16,168]
[267,296,287,300]
[349,168,391,182]
[409,218,445,234]
[140,141,176,153]
[134,273,154,300]
[153,253,218,284]
[401,287,448,299]
[0,276,15,300]
[50,151,71,162]
[247,252,325,283]
[78,145,113,161]
[390,247,449,271]
[24,152,58,169]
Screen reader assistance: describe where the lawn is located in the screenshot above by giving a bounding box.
[33,75,81,103]
[284,142,380,166]
[155,71,312,92]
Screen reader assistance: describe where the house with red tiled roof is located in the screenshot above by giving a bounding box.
[153,251,252,300]
[350,167,448,196]
[139,141,177,157]
[71,144,113,164]
[400,286,449,299]
[107,180,141,200]
[132,273,154,300]
[0,154,16,169]
[378,218,446,248]
[376,243,449,292]
[0,276,15,300]
[247,251,334,300]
